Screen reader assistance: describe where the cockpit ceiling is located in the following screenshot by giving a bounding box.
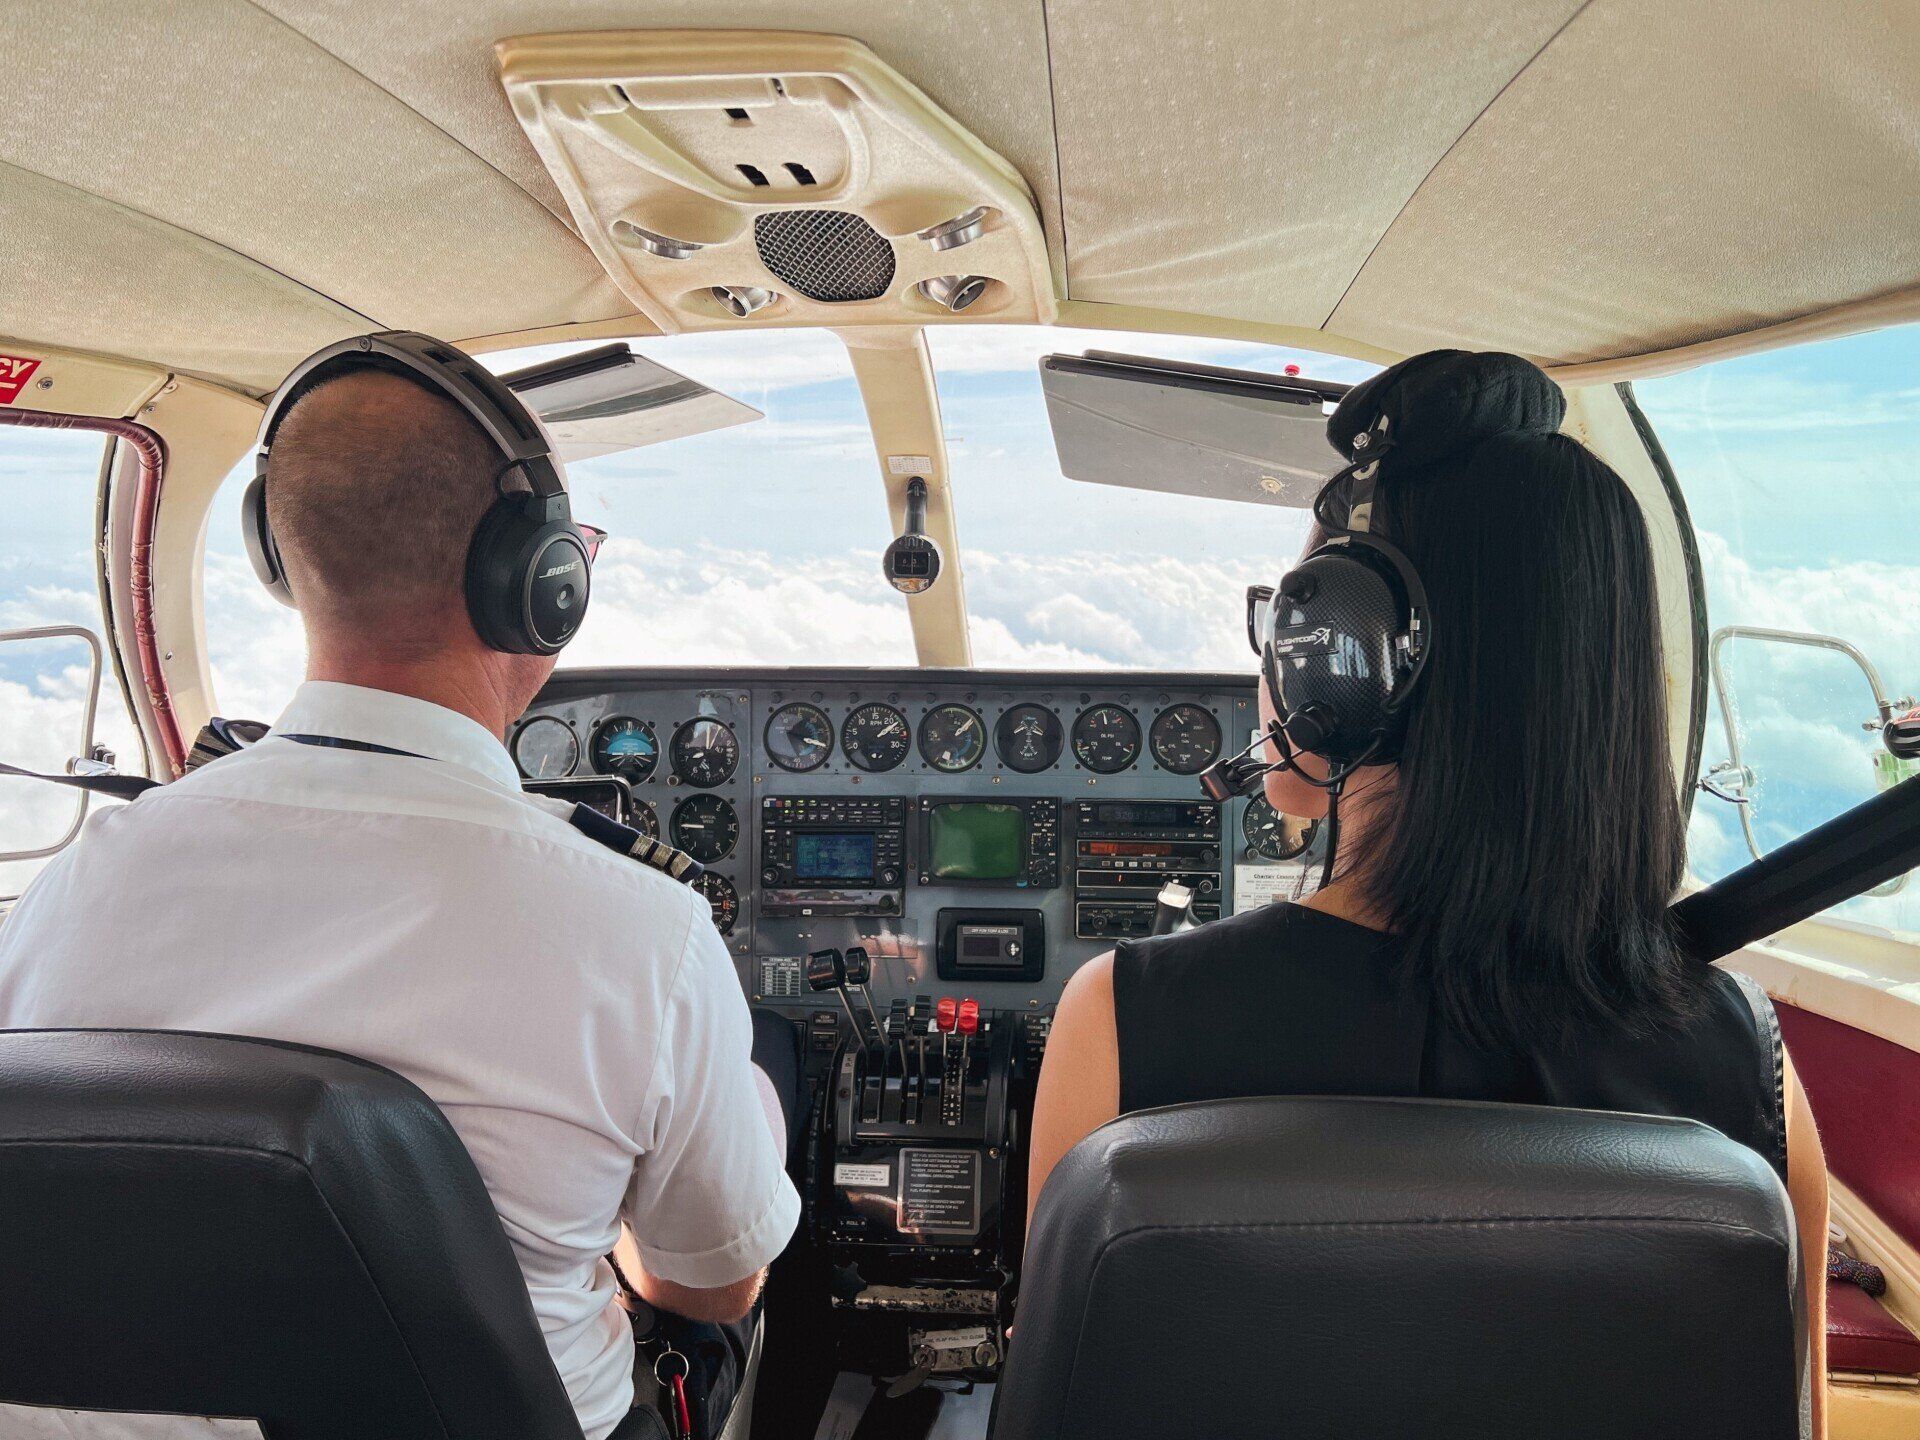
[5,0,1918,392]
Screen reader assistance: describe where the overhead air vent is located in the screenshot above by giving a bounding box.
[754,210,896,302]
[497,31,1055,331]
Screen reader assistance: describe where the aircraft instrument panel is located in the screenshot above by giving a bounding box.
[515,668,1327,1010]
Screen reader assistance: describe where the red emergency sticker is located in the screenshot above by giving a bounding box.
[0,354,42,404]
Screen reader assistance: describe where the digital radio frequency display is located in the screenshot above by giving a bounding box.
[792,831,878,885]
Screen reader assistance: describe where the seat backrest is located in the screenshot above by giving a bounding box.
[996,1096,1805,1440]
[0,1028,584,1440]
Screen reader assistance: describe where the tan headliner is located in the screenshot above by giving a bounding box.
[5,0,1918,392]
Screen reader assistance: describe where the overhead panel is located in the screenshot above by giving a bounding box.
[254,0,1066,273]
[1044,0,1580,333]
[497,31,1055,333]
[1331,0,1920,363]
[0,0,630,392]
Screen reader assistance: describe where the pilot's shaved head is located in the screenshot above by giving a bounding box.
[266,368,505,645]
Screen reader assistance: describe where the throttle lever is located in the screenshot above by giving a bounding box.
[804,948,864,1045]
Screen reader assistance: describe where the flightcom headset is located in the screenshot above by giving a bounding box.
[243,330,592,655]
[1203,350,1567,827]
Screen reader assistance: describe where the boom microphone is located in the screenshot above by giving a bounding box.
[1199,724,1287,802]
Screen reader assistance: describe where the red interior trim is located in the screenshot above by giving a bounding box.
[0,408,185,777]
[1777,1002,1920,1252]
[1827,1282,1920,1375]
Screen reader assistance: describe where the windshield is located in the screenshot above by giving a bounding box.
[201,326,1378,718]
[1635,323,1920,939]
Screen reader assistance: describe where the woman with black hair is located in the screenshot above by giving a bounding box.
[1027,350,1829,1428]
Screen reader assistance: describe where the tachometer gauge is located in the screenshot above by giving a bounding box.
[511,716,578,779]
[841,702,911,772]
[918,703,986,772]
[1072,704,1141,773]
[1149,704,1223,775]
[589,716,658,782]
[631,801,659,841]
[1242,797,1317,861]
[765,702,834,772]
[691,873,739,936]
[995,704,1063,773]
[671,794,739,862]
[669,718,739,788]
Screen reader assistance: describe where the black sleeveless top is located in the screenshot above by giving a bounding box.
[1113,902,1788,1183]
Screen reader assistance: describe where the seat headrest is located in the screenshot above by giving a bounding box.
[0,1029,584,1440]
[995,1096,1804,1440]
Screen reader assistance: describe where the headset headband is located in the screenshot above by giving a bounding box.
[254,331,563,497]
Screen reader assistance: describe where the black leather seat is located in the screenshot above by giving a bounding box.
[996,1096,1806,1440]
[0,1028,585,1439]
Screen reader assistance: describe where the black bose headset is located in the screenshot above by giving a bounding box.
[243,331,592,655]
[1206,349,1565,808]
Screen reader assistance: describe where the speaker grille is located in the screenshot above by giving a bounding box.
[753,210,897,303]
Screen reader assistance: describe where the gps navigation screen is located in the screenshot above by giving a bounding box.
[793,831,878,884]
[928,803,1024,882]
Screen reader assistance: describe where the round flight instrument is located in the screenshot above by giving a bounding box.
[669,718,739,787]
[1071,704,1142,773]
[995,704,1063,773]
[1242,797,1317,861]
[691,873,739,936]
[765,702,834,772]
[1149,703,1223,775]
[510,716,578,779]
[841,702,911,773]
[589,716,658,782]
[918,703,986,772]
[631,800,659,841]
[670,794,739,862]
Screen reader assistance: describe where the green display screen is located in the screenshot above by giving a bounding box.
[927,803,1025,881]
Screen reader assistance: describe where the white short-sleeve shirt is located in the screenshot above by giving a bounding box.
[0,681,799,1440]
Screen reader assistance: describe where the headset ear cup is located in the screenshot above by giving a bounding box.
[465,495,528,653]
[241,473,295,608]
[464,495,590,655]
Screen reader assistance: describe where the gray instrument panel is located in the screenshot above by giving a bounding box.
[516,669,1321,1010]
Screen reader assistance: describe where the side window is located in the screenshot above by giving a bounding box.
[0,427,143,898]
[1635,324,1920,938]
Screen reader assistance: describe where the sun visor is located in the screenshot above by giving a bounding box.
[1041,352,1350,509]
[499,343,760,462]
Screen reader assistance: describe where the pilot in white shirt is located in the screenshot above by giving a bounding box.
[0,339,796,1440]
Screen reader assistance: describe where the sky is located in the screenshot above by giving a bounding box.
[2,322,1916,934]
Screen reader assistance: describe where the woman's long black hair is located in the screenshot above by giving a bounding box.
[1350,431,1705,1049]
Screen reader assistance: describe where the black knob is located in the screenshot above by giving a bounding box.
[1279,569,1317,603]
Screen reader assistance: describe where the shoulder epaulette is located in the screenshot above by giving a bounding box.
[564,801,705,884]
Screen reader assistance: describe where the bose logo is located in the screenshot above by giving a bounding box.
[538,560,580,580]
